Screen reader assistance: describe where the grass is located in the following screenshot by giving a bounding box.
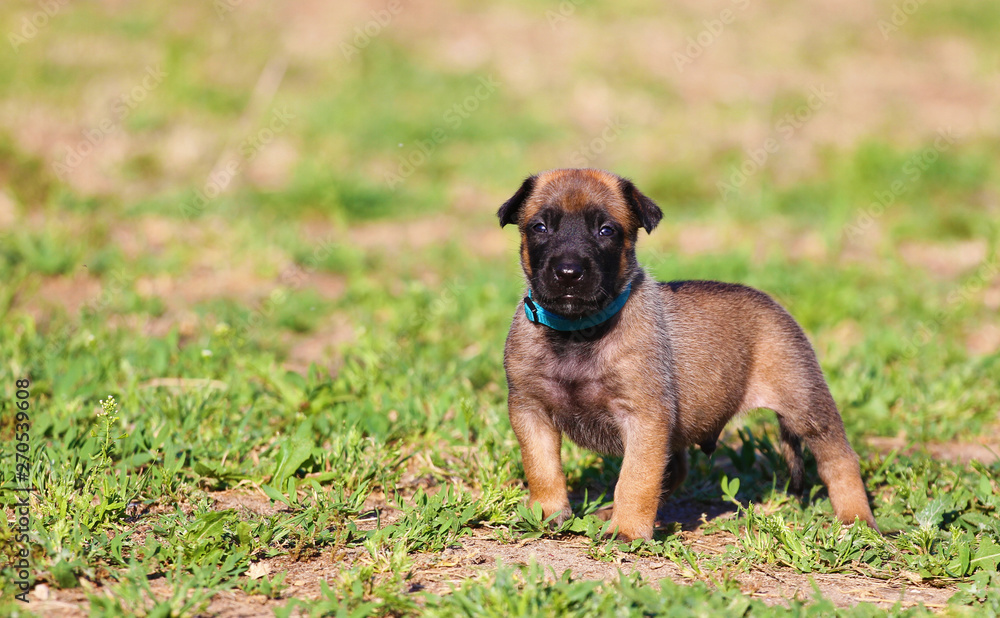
[1,218,998,613]
[1,0,1000,615]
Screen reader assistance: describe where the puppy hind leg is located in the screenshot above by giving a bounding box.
[774,390,879,532]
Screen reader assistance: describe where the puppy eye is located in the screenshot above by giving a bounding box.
[532,222,548,233]
[598,225,616,237]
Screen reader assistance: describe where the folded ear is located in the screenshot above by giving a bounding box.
[618,176,662,234]
[497,175,537,228]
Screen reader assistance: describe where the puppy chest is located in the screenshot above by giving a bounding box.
[541,375,612,414]
[538,375,626,455]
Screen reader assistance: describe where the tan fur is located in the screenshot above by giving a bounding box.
[520,170,636,229]
[501,169,878,541]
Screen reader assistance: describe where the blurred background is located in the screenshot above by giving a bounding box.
[1,0,998,442]
[2,3,1000,611]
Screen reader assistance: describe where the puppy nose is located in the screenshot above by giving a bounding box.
[554,262,584,282]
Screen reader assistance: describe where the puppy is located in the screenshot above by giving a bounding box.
[498,168,878,541]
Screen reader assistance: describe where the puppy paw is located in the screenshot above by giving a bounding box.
[528,496,572,526]
[604,514,653,542]
[830,494,880,535]
[547,508,572,526]
[849,513,881,536]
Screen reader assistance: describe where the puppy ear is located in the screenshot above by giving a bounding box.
[497,175,537,228]
[618,177,663,234]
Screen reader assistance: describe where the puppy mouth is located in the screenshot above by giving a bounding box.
[531,290,607,318]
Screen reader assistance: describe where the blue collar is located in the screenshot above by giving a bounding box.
[523,284,632,331]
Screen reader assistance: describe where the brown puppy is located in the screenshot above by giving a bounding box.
[498,168,878,541]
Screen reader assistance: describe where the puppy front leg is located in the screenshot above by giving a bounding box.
[607,413,670,541]
[509,396,571,524]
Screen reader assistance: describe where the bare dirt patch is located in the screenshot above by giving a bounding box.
[899,240,989,279]
[868,436,1000,464]
[965,322,1000,357]
[210,489,285,518]
[31,520,956,615]
[281,313,355,375]
[28,487,959,615]
[22,272,103,320]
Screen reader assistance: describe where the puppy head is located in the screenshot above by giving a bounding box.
[497,169,662,318]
